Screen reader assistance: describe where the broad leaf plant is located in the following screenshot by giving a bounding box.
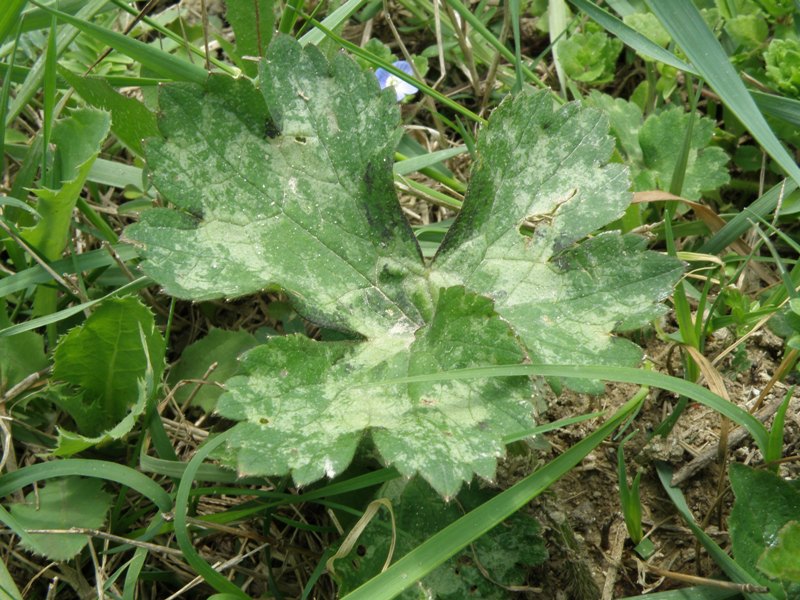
[125,36,682,497]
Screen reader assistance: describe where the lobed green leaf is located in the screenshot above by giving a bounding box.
[126,36,682,497]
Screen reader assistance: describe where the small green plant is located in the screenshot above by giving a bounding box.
[764,38,800,97]
[559,30,623,85]
[617,433,655,558]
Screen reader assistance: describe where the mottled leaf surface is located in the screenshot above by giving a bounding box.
[431,94,680,376]
[126,38,426,339]
[219,287,531,497]
[334,477,547,598]
[126,36,681,497]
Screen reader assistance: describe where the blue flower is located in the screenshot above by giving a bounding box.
[375,60,418,101]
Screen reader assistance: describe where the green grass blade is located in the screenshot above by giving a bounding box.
[341,393,644,599]
[0,197,37,217]
[122,518,166,600]
[42,14,57,186]
[5,0,109,127]
[509,0,524,93]
[173,430,250,598]
[393,147,466,176]
[30,1,208,84]
[621,587,741,599]
[0,0,28,45]
[503,410,605,443]
[568,0,694,73]
[656,462,773,599]
[751,91,800,127]
[549,0,570,98]
[699,179,798,255]
[0,459,171,512]
[8,140,144,187]
[0,552,24,600]
[278,0,304,34]
[0,276,151,338]
[366,364,770,452]
[0,244,138,297]
[108,0,235,74]
[18,0,119,34]
[298,0,367,46]
[0,24,22,163]
[572,0,800,129]
[444,0,551,91]
[0,505,48,558]
[303,18,485,124]
[646,0,800,188]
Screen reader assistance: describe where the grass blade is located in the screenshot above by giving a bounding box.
[30,1,208,84]
[443,0,551,91]
[0,277,151,338]
[751,91,800,127]
[573,0,800,128]
[0,0,28,45]
[0,244,138,297]
[298,0,368,47]
[656,462,773,599]
[568,0,694,73]
[6,0,109,126]
[367,364,770,452]
[0,459,171,512]
[699,179,798,255]
[173,430,250,598]
[393,147,466,176]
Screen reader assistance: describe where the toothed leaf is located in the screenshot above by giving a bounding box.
[125,36,682,497]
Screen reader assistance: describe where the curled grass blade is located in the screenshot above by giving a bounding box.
[173,430,250,598]
[0,459,171,512]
